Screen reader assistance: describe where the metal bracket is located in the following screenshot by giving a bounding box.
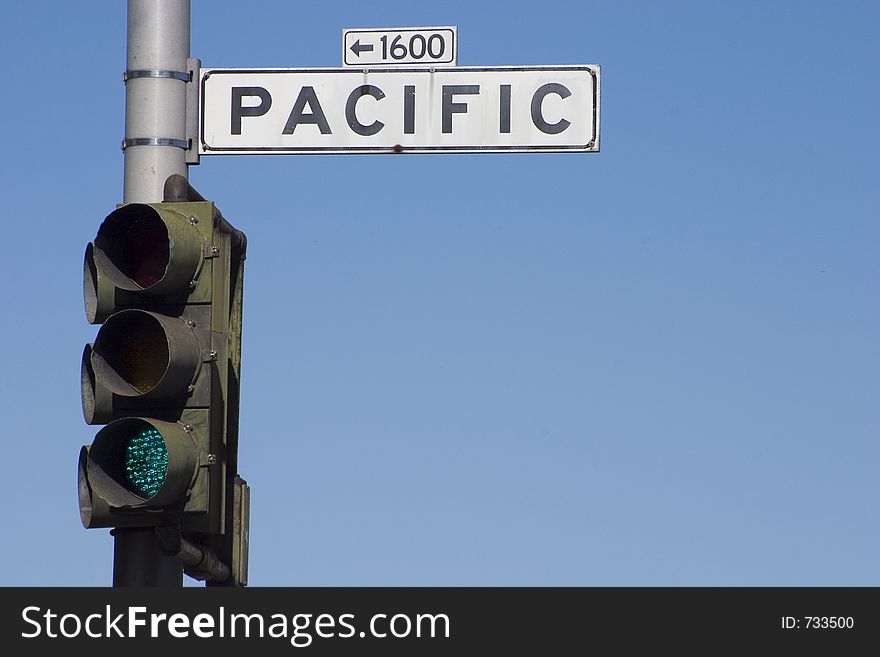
[185,58,201,165]
[124,69,191,83]
[121,61,201,165]
[121,137,190,150]
[156,526,231,584]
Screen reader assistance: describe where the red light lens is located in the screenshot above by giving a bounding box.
[123,217,169,289]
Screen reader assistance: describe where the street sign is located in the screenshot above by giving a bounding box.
[343,27,458,67]
[199,66,600,155]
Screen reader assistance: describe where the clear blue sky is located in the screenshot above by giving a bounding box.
[0,0,877,586]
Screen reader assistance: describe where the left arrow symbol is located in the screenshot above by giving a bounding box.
[349,39,374,57]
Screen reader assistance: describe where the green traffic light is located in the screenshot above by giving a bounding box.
[88,416,198,509]
[123,427,168,498]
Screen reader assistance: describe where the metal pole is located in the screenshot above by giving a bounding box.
[112,528,182,586]
[115,0,191,587]
[123,0,190,204]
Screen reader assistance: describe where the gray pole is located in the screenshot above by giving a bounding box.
[123,0,190,204]
[115,0,191,587]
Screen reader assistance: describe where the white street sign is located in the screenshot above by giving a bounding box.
[343,27,457,67]
[199,66,600,155]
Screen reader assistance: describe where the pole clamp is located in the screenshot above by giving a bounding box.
[121,137,191,151]
[124,69,191,83]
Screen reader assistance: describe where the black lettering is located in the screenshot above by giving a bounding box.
[231,87,272,135]
[282,86,332,135]
[404,85,416,135]
[442,84,480,134]
[499,84,511,134]
[345,85,385,136]
[531,83,571,134]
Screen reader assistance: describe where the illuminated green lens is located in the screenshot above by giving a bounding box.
[123,427,168,498]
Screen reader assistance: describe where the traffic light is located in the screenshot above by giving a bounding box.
[80,185,248,586]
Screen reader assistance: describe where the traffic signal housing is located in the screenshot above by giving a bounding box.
[80,194,248,586]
